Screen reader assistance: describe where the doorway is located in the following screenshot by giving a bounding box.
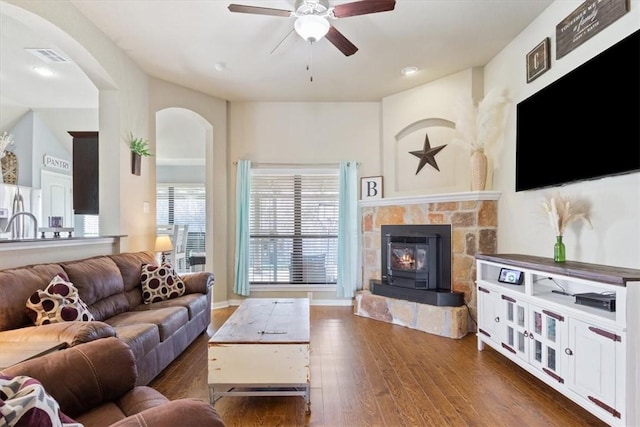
[40,170,73,229]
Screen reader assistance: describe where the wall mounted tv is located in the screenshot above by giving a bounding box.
[516,29,640,192]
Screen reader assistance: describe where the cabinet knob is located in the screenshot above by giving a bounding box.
[524,331,529,338]
[494,317,500,323]
[564,348,573,356]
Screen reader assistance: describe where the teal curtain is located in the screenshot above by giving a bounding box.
[337,160,359,298]
[233,160,251,296]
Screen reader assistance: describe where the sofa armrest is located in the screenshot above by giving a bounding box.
[109,399,225,427]
[180,271,214,295]
[116,386,169,415]
[1,337,136,418]
[0,321,117,347]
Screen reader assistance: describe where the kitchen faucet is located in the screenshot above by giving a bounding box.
[3,212,38,239]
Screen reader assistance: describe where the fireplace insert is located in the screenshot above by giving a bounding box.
[371,224,463,307]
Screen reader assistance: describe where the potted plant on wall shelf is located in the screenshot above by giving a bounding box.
[128,132,152,176]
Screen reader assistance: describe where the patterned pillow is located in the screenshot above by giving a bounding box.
[0,374,82,427]
[140,263,185,304]
[25,275,94,326]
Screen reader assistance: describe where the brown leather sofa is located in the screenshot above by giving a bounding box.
[0,251,213,385]
[1,337,225,427]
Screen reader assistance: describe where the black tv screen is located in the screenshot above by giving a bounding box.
[516,29,640,192]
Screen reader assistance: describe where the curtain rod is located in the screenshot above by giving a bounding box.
[232,161,359,167]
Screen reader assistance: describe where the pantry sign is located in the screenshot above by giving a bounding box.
[43,154,71,172]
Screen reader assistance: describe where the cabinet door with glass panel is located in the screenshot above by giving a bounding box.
[500,294,529,361]
[527,303,565,385]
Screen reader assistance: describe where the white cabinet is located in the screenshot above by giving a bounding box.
[567,317,620,419]
[476,254,639,427]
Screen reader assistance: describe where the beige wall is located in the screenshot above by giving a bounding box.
[227,102,380,301]
[3,1,638,302]
[5,0,154,254]
[485,1,640,268]
[148,78,228,305]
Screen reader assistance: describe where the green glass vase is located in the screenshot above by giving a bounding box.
[554,235,566,263]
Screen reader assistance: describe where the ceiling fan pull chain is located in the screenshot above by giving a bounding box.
[307,41,314,82]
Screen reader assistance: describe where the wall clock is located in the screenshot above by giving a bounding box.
[1,151,18,184]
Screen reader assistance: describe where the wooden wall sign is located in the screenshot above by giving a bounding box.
[556,0,630,59]
[526,38,551,83]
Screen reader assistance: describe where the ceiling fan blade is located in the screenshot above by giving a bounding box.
[332,0,396,18]
[325,26,358,56]
[228,4,292,17]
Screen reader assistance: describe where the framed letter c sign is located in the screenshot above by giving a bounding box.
[361,176,383,200]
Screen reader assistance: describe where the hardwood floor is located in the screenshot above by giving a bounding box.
[150,306,607,427]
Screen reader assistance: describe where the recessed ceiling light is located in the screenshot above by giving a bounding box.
[401,66,418,76]
[33,66,55,77]
[214,62,226,72]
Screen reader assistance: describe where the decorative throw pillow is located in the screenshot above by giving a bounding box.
[140,263,185,304]
[25,275,94,326]
[0,374,82,427]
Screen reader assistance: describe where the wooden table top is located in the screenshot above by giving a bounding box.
[0,341,68,370]
[210,298,310,344]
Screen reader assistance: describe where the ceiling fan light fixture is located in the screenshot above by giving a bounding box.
[294,14,330,43]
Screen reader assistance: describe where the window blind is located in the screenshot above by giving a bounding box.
[156,184,206,258]
[250,170,338,285]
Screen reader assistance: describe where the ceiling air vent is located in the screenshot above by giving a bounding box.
[25,48,69,63]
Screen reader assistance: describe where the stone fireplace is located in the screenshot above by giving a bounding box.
[355,192,499,338]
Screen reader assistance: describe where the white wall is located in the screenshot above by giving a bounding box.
[4,0,638,298]
[228,101,380,300]
[6,0,154,253]
[381,68,483,197]
[485,1,640,269]
[149,77,228,305]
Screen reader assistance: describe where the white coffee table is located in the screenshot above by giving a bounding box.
[208,298,310,413]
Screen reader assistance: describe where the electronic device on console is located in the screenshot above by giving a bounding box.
[498,268,524,285]
[574,292,616,312]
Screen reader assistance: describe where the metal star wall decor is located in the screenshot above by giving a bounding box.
[409,131,447,175]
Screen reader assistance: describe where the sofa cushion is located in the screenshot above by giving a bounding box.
[0,374,81,427]
[61,256,129,321]
[111,251,157,293]
[25,275,94,326]
[133,293,208,321]
[140,264,185,304]
[106,307,188,342]
[0,264,68,331]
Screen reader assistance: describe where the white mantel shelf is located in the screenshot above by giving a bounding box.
[359,191,501,208]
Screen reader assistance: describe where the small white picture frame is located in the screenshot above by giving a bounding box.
[361,176,383,200]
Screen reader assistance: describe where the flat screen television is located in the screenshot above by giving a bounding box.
[515,29,640,192]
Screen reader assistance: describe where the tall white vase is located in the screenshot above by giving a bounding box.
[470,149,488,191]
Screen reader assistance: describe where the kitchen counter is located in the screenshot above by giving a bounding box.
[0,235,124,246]
[0,235,127,270]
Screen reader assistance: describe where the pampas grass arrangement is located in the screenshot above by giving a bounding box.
[0,132,14,159]
[542,193,592,236]
[453,87,510,159]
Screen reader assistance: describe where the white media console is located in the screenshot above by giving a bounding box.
[475,254,640,426]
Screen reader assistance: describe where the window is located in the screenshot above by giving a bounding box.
[79,214,99,236]
[156,184,206,259]
[250,169,338,285]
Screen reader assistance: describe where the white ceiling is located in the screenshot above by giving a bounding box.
[1,0,553,164]
[2,0,553,106]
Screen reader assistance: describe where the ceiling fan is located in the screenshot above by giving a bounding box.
[228,0,396,56]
